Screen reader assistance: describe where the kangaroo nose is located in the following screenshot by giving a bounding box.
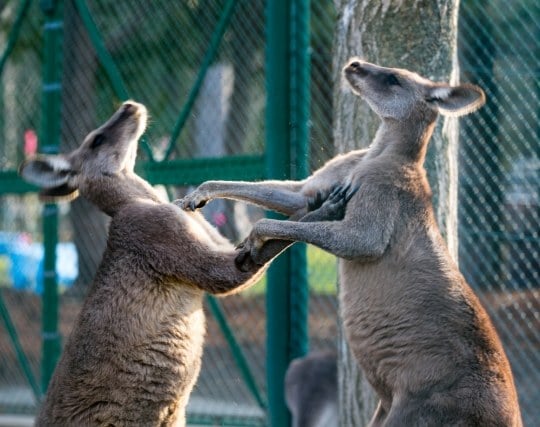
[122,101,139,114]
[345,59,368,77]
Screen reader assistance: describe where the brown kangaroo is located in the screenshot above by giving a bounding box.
[19,101,346,426]
[179,60,522,426]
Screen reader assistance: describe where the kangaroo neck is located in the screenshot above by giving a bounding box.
[368,114,437,165]
[82,172,163,217]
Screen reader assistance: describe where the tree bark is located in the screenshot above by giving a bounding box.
[333,0,461,424]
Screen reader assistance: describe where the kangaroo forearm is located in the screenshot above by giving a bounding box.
[197,180,307,215]
[174,250,266,295]
[246,201,344,266]
[202,266,267,296]
[252,219,387,260]
[254,239,295,266]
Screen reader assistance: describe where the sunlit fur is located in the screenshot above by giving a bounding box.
[19,102,279,426]
[180,60,521,426]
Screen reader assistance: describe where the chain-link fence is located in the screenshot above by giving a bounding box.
[458,2,539,425]
[0,0,538,426]
[0,1,273,424]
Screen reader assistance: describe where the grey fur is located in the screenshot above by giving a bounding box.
[285,351,338,427]
[179,60,522,426]
[19,102,343,427]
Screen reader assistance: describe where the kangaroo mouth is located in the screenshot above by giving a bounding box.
[342,58,369,96]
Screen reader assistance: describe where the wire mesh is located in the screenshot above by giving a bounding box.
[0,0,538,425]
[0,0,45,415]
[458,1,539,425]
[0,0,269,423]
[304,0,340,359]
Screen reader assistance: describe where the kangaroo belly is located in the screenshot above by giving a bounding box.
[37,285,206,427]
[338,257,520,424]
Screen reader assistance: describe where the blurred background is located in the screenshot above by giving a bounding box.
[0,0,538,425]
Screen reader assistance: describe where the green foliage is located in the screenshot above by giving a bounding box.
[0,256,11,287]
[245,245,337,296]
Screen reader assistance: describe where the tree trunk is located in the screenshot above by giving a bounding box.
[333,0,461,424]
[193,63,237,239]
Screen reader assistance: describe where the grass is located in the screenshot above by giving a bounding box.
[244,245,337,296]
[0,256,11,288]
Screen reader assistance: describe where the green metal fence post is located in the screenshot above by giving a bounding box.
[265,0,310,425]
[0,0,32,76]
[265,0,292,425]
[39,0,64,394]
[289,0,310,362]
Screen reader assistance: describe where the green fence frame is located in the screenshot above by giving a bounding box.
[39,0,64,394]
[265,0,310,426]
[0,1,311,426]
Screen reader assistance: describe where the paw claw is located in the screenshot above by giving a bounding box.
[235,249,254,272]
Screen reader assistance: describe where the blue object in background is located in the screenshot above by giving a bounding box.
[0,232,78,293]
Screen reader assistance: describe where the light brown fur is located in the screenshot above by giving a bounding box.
[19,102,343,426]
[180,60,522,426]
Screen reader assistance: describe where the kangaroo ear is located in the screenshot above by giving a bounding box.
[19,155,79,202]
[19,155,73,188]
[426,84,486,117]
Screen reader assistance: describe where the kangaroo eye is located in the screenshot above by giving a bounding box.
[386,74,401,86]
[91,134,105,149]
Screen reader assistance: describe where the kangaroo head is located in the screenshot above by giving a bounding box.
[343,58,485,121]
[19,101,147,203]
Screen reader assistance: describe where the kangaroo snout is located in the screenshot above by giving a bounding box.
[121,100,146,117]
[99,100,147,135]
[117,100,147,131]
[343,57,368,77]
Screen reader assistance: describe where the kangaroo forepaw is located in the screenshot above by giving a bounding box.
[307,184,340,213]
[303,182,358,222]
[235,246,257,272]
[175,192,208,211]
[307,190,326,212]
[235,237,264,272]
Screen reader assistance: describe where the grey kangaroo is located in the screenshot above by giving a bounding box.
[285,351,338,427]
[19,101,346,427]
[179,60,522,426]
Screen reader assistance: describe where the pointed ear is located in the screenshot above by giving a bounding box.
[426,84,486,117]
[19,155,74,188]
[19,156,79,203]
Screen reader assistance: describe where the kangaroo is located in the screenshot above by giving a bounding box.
[285,351,338,427]
[179,60,522,426]
[18,101,347,427]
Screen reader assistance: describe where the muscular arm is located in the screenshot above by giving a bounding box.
[236,184,359,270]
[177,180,307,216]
[177,148,369,216]
[236,185,397,270]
